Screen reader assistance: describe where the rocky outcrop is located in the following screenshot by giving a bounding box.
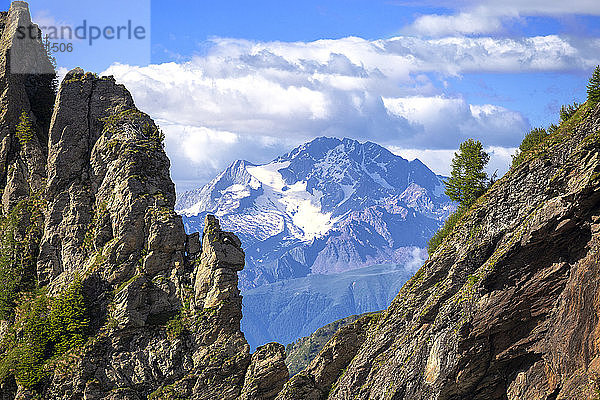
[276,313,380,399]
[193,215,244,311]
[0,1,55,212]
[283,100,600,399]
[0,3,288,399]
[241,342,289,400]
[6,1,600,399]
[285,313,370,377]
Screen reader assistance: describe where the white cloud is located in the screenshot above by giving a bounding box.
[383,96,528,148]
[101,33,600,188]
[478,0,600,16]
[406,10,506,37]
[404,1,600,37]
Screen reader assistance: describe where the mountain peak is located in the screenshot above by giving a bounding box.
[176,135,454,293]
[278,136,408,165]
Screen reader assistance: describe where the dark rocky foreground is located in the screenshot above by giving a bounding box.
[1,1,600,399]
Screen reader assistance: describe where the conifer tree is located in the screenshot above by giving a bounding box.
[445,139,490,208]
[49,276,89,354]
[587,65,600,107]
[15,111,34,147]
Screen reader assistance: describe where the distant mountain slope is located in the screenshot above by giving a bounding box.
[240,263,417,350]
[177,137,455,290]
[285,313,378,377]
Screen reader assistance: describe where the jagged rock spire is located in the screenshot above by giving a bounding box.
[0,1,55,212]
[194,214,245,312]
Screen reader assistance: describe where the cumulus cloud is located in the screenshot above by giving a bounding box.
[404,0,600,37]
[477,0,600,16]
[405,10,507,37]
[160,120,294,191]
[102,34,600,189]
[383,97,528,148]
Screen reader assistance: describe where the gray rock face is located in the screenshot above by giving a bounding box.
[241,342,289,400]
[194,215,245,310]
[38,67,184,290]
[276,314,380,400]
[0,3,287,399]
[0,1,55,212]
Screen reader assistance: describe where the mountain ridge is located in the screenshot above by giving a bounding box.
[177,136,455,290]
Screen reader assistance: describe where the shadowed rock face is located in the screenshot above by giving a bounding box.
[279,101,600,399]
[276,313,381,400]
[242,342,289,400]
[0,1,55,212]
[0,3,289,399]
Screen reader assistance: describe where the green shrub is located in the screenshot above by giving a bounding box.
[49,277,89,354]
[101,109,164,152]
[427,207,467,256]
[14,293,52,388]
[0,198,43,319]
[165,313,185,340]
[511,127,549,169]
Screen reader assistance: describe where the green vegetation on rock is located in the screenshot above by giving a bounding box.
[101,108,165,152]
[165,312,185,340]
[15,110,34,147]
[428,139,490,256]
[427,207,467,257]
[0,277,90,389]
[0,196,44,319]
[285,313,373,377]
[49,277,89,354]
[560,102,580,123]
[511,127,550,169]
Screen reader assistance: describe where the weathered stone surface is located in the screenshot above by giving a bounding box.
[276,314,379,400]
[285,313,365,377]
[241,342,289,400]
[194,214,245,310]
[186,231,201,256]
[0,4,285,400]
[8,0,600,399]
[274,373,324,400]
[302,101,600,399]
[0,1,54,212]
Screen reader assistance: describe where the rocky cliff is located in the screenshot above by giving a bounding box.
[0,2,288,399]
[276,100,600,398]
[2,2,600,400]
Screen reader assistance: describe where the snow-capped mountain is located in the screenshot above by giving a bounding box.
[177,137,455,290]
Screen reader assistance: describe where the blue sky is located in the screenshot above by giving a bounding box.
[9,0,600,190]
